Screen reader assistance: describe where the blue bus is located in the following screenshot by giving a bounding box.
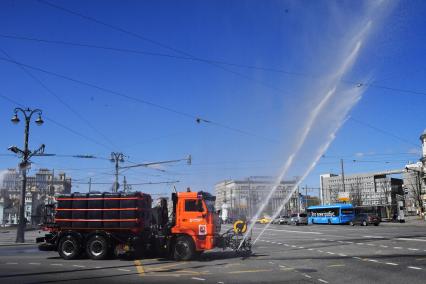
[307,204,355,224]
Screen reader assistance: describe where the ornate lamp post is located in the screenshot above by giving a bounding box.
[9,107,44,243]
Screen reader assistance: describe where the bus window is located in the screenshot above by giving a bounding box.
[341,209,354,215]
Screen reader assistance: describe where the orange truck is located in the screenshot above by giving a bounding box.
[37,190,251,260]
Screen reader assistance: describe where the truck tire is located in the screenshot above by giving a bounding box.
[86,235,109,260]
[174,236,195,261]
[58,235,81,260]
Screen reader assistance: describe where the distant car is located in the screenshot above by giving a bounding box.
[350,213,380,226]
[290,213,308,225]
[256,217,272,224]
[272,215,290,225]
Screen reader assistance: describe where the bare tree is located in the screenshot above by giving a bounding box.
[378,179,392,219]
[406,172,424,215]
[350,178,362,206]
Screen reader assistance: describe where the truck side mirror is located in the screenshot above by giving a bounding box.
[197,200,204,212]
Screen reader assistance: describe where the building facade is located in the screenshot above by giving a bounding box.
[0,168,71,226]
[320,171,404,219]
[215,177,300,220]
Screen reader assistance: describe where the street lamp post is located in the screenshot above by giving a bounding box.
[9,107,44,243]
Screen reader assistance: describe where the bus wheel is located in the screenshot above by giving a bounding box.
[362,221,367,226]
[58,235,81,260]
[86,235,109,260]
[349,221,354,226]
[174,236,195,261]
[328,219,332,225]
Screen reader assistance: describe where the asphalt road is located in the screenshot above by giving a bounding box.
[1,223,426,283]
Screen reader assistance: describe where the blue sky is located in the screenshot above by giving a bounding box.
[1,0,426,196]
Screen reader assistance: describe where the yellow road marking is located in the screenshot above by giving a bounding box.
[228,269,273,274]
[134,260,145,276]
[145,262,187,272]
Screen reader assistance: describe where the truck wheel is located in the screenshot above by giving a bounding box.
[174,236,195,261]
[58,235,81,260]
[86,235,109,260]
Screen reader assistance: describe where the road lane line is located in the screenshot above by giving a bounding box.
[326,252,335,255]
[29,263,41,265]
[397,238,426,242]
[380,245,388,248]
[228,269,273,274]
[318,250,324,253]
[118,269,131,272]
[408,266,422,270]
[393,247,402,249]
[191,277,206,281]
[134,260,145,276]
[50,263,63,266]
[338,253,347,257]
[308,248,314,251]
[366,244,375,246]
[5,262,18,265]
[318,278,328,283]
[408,248,419,251]
[303,274,312,278]
[386,262,398,266]
[299,246,305,249]
[72,265,85,268]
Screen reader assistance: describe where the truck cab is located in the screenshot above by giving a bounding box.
[171,191,220,258]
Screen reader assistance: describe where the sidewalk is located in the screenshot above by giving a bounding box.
[381,215,426,227]
[0,227,44,246]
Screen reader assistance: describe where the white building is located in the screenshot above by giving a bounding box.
[215,177,299,220]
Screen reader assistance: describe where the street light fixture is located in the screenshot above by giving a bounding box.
[8,107,44,243]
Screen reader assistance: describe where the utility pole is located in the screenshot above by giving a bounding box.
[341,159,346,192]
[305,185,308,210]
[297,186,300,213]
[123,176,127,193]
[110,152,125,192]
[88,177,92,193]
[9,107,44,243]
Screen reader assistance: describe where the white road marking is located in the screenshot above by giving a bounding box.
[217,282,224,284]
[73,265,86,268]
[308,248,314,251]
[318,250,324,253]
[303,274,312,278]
[118,268,131,272]
[337,240,344,243]
[397,238,426,242]
[365,259,379,263]
[318,279,328,283]
[356,243,364,245]
[345,241,353,244]
[279,265,286,268]
[277,242,282,245]
[291,245,297,248]
[380,245,388,248]
[51,264,63,266]
[94,266,102,269]
[192,277,206,281]
[386,262,398,266]
[393,247,402,249]
[299,246,304,249]
[269,262,275,265]
[408,266,422,270]
[339,253,347,257]
[366,244,375,246]
[284,244,289,247]
[353,257,362,260]
[5,262,18,265]
[363,236,384,239]
[29,263,41,265]
[326,252,335,255]
[408,248,419,251]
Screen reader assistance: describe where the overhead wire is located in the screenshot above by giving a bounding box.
[0,48,118,150]
[0,91,113,150]
[0,56,278,143]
